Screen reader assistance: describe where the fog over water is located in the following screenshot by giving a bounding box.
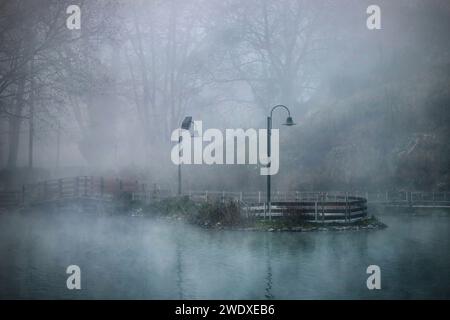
[1,209,449,299]
[0,0,450,301]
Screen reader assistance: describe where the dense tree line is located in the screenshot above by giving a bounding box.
[0,0,449,191]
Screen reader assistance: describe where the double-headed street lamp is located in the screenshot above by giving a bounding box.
[178,116,193,195]
[266,105,295,220]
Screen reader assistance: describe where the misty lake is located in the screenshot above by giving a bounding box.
[0,208,449,299]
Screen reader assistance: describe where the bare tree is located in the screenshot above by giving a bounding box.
[121,0,211,163]
[209,0,333,111]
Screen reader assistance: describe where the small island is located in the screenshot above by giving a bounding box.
[132,195,387,232]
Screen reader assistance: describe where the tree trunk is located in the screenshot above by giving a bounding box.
[7,76,26,169]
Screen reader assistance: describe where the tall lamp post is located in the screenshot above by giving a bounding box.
[266,105,295,220]
[178,116,193,195]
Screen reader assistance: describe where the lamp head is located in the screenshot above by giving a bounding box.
[181,116,193,130]
[283,116,296,126]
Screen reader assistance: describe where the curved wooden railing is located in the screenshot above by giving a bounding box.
[238,194,367,222]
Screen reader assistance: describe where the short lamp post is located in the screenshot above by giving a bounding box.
[178,116,193,196]
[266,105,295,220]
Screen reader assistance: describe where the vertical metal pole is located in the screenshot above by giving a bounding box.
[56,121,61,170]
[178,133,182,196]
[267,116,272,221]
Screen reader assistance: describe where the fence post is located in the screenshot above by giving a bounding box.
[240,192,243,202]
[101,177,104,197]
[152,183,157,200]
[321,202,325,221]
[90,176,94,195]
[222,191,225,203]
[22,185,25,205]
[58,179,63,199]
[44,181,48,200]
[321,202,324,221]
[258,191,261,204]
[141,183,145,202]
[315,200,318,221]
[345,193,349,222]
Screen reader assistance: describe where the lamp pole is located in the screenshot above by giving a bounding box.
[267,115,271,220]
[266,105,295,220]
[178,116,193,196]
[178,132,182,195]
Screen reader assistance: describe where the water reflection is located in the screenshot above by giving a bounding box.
[175,235,184,299]
[264,235,273,300]
[0,211,449,299]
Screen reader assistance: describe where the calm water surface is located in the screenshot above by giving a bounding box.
[0,208,449,299]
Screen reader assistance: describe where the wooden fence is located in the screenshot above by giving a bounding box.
[0,176,141,208]
[1,176,450,212]
[132,189,450,207]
